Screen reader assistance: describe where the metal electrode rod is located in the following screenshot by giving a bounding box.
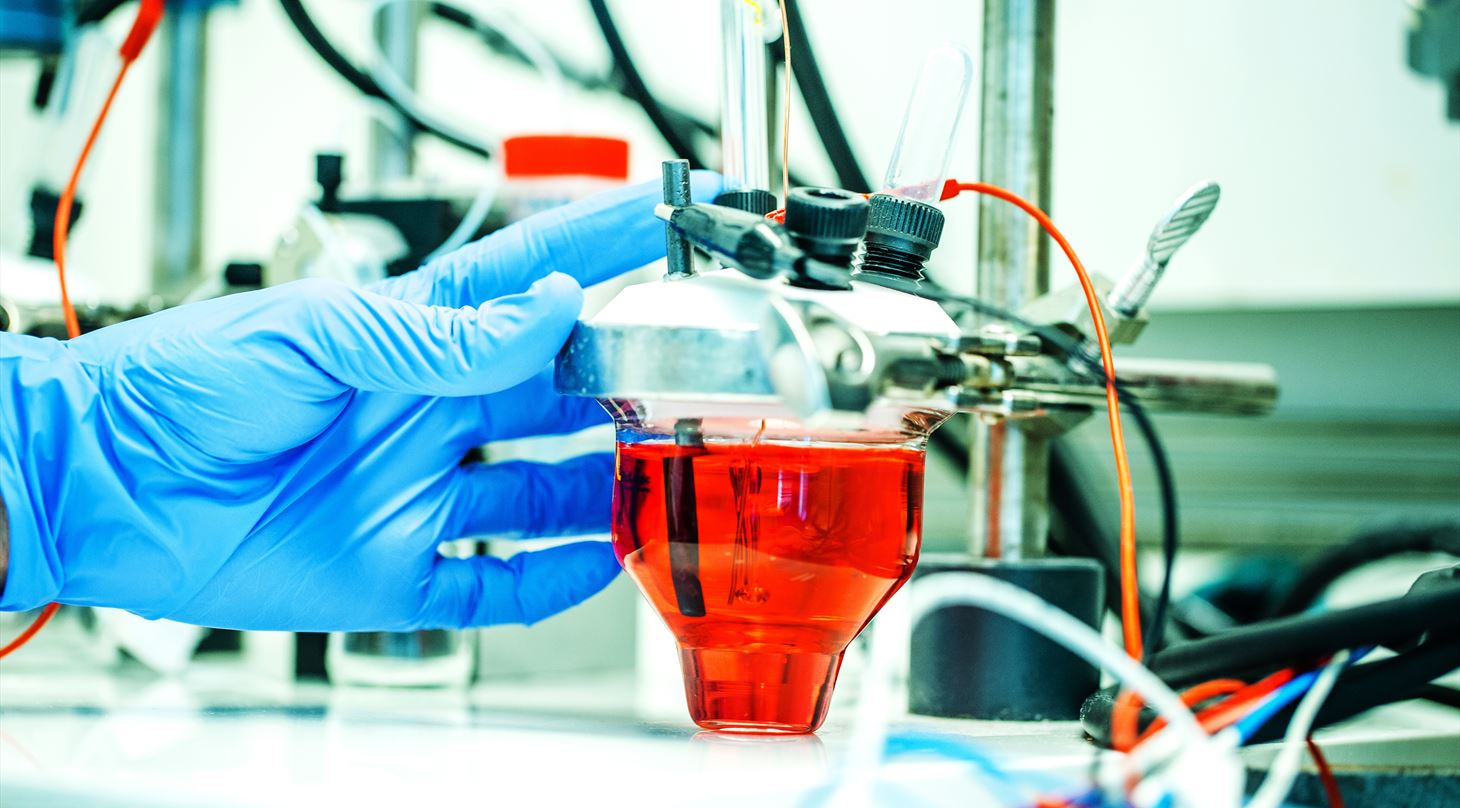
[969,0,1057,561]
[719,0,771,195]
[662,159,695,279]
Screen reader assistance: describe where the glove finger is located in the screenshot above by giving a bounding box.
[290,274,582,397]
[445,453,612,540]
[475,367,609,443]
[419,541,621,627]
[371,171,723,307]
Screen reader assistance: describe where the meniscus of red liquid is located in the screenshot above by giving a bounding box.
[613,437,925,733]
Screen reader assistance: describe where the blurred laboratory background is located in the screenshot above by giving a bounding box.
[0,0,1456,805]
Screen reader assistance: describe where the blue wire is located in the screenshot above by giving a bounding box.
[883,730,1104,806]
[1233,670,1321,743]
[1232,647,1373,743]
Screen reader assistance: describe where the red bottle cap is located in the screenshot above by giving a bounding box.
[502,135,631,180]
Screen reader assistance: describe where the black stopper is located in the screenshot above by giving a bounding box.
[909,556,1105,721]
[858,193,945,282]
[714,189,779,217]
[27,187,80,260]
[783,187,870,265]
[315,152,344,211]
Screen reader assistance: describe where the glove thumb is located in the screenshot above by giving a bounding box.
[419,541,622,628]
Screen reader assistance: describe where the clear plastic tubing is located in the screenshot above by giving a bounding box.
[719,0,772,194]
[881,44,976,202]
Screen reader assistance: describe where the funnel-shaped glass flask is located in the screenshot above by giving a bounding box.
[607,408,940,733]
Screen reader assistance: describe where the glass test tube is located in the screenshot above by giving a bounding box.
[882,44,976,202]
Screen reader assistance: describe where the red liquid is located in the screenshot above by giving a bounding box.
[613,439,925,733]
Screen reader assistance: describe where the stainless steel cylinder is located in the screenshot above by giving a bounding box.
[719,0,771,194]
[969,0,1057,561]
[153,4,208,300]
[368,1,420,183]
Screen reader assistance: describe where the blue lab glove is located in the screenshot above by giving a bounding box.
[0,172,722,631]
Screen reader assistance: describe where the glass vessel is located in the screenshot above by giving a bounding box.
[608,408,942,733]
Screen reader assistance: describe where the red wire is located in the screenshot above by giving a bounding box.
[0,0,164,663]
[946,179,1142,660]
[0,604,60,659]
[1194,668,1296,734]
[1307,737,1345,808]
[1128,677,1247,749]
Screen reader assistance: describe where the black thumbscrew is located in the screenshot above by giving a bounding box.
[781,187,870,292]
[856,193,945,285]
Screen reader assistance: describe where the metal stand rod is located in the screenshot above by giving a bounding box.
[369,1,419,183]
[153,3,208,299]
[969,0,1057,561]
[719,0,770,194]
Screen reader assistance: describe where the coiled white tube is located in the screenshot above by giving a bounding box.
[829,571,1235,807]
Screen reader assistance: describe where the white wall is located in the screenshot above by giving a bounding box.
[0,0,1455,309]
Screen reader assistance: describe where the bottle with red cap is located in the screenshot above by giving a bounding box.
[499,134,631,223]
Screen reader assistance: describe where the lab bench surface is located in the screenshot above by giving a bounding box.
[0,659,1456,807]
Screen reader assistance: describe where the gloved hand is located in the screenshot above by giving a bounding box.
[0,172,722,631]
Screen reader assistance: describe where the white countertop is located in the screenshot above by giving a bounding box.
[1,656,1455,807]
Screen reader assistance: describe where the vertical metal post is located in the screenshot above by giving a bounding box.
[719,0,771,194]
[369,1,418,183]
[969,0,1057,561]
[662,159,694,279]
[153,1,207,299]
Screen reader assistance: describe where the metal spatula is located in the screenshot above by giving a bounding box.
[1108,180,1222,318]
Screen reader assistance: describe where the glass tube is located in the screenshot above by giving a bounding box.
[720,0,772,194]
[881,44,975,202]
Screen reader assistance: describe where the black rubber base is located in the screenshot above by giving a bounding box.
[909,554,1105,721]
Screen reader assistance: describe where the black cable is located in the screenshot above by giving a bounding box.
[426,2,718,140]
[1079,638,1460,747]
[1129,397,1178,660]
[1241,639,1460,745]
[1146,584,1460,687]
[774,0,872,192]
[75,0,128,26]
[1269,521,1460,618]
[1417,683,1460,711]
[586,0,706,169]
[276,0,492,160]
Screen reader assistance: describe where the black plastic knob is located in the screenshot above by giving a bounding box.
[714,189,779,217]
[783,187,870,265]
[859,193,946,282]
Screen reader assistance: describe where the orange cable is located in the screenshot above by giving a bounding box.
[1193,668,1296,734]
[0,604,60,659]
[1130,677,1247,749]
[1307,737,1345,808]
[1110,688,1145,753]
[947,179,1142,660]
[52,59,134,339]
[1,0,163,663]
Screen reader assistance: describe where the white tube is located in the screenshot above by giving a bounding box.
[830,572,1220,806]
[365,1,566,260]
[424,171,501,261]
[1244,651,1351,808]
